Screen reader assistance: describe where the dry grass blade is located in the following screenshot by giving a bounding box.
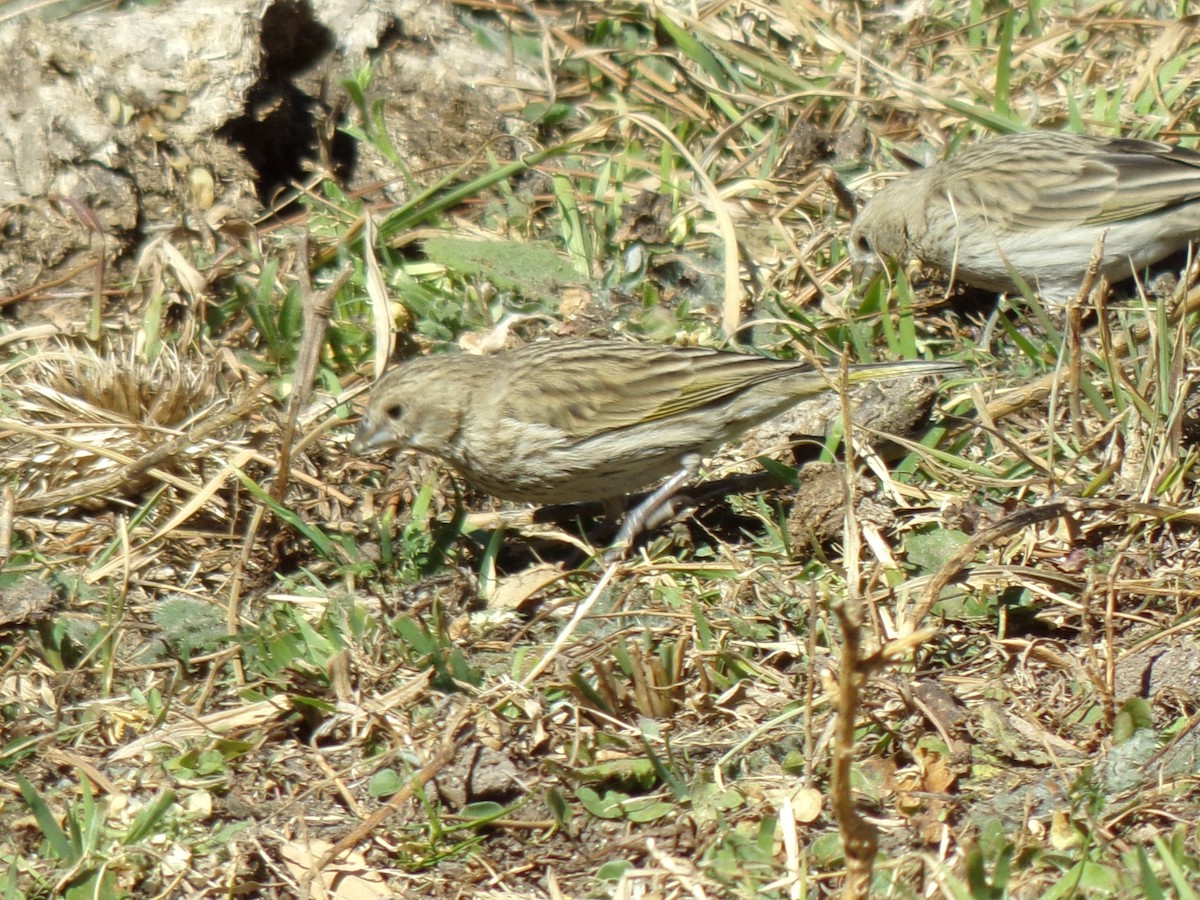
[274,237,349,503]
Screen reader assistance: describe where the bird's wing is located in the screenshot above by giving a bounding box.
[933,134,1200,232]
[1090,138,1200,223]
[502,344,796,438]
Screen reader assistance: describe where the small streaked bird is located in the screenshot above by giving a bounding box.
[352,340,962,552]
[849,131,1200,305]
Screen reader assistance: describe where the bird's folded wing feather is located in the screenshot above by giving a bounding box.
[938,137,1200,232]
[503,349,797,437]
[1092,140,1200,223]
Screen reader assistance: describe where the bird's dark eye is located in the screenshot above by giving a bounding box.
[384,403,403,421]
[853,233,871,253]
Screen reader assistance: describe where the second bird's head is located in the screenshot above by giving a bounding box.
[848,180,914,285]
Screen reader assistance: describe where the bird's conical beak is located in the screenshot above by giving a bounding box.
[350,418,392,454]
[851,257,880,285]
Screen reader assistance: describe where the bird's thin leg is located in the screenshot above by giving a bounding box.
[638,492,695,533]
[606,454,700,561]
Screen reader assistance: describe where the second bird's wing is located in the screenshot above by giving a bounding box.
[1089,138,1200,223]
[932,134,1200,233]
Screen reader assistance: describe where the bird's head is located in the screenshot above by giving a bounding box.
[848,180,914,285]
[351,356,466,458]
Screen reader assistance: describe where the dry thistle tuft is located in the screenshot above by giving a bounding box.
[0,341,231,513]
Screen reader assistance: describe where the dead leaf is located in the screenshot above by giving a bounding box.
[278,837,391,899]
[488,562,567,611]
[792,787,823,823]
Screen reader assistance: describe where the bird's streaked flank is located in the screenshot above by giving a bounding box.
[850,132,1200,305]
[353,340,962,553]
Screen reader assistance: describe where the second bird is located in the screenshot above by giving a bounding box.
[849,131,1200,305]
[353,340,961,548]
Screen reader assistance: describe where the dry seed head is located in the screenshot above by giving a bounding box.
[1,341,227,511]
